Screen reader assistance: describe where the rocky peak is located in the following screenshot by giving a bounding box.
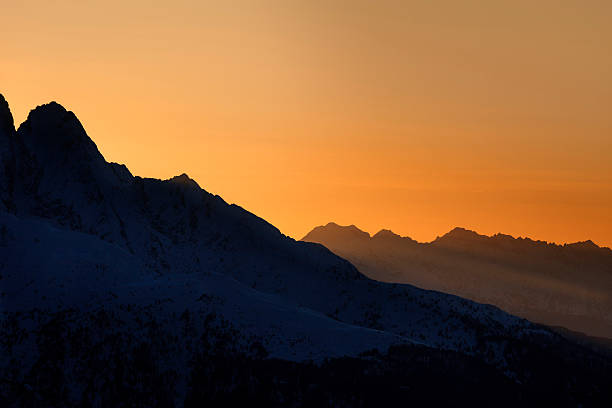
[372,229,401,240]
[169,173,200,189]
[11,99,131,196]
[372,229,419,245]
[0,94,15,137]
[443,227,480,239]
[17,101,106,166]
[328,222,370,238]
[432,227,486,247]
[566,240,600,251]
[302,222,371,243]
[374,228,397,236]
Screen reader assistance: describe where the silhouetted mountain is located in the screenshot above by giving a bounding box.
[0,94,16,211]
[303,223,612,339]
[1,95,612,406]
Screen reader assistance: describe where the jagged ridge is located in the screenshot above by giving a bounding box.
[303,222,612,338]
[2,94,611,405]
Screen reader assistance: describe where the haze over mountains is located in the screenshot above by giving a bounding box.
[1,94,611,405]
[303,223,612,339]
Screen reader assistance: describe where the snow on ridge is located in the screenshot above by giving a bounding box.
[0,96,548,373]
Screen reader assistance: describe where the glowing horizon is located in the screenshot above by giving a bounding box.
[3,0,611,247]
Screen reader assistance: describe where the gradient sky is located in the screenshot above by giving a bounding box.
[2,0,611,246]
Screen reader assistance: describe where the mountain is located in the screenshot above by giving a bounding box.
[303,222,612,339]
[1,94,611,406]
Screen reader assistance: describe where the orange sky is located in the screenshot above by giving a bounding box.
[2,0,611,246]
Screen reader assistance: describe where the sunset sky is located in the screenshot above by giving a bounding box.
[2,1,611,246]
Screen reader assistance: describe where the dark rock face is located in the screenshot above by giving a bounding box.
[1,94,612,406]
[16,102,108,182]
[0,95,14,136]
[0,94,15,211]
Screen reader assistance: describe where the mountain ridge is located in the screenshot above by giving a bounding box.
[304,222,611,252]
[303,222,612,338]
[2,94,534,355]
[2,94,612,405]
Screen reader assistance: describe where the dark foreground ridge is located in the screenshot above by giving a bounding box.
[1,94,612,406]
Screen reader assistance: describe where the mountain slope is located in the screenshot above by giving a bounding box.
[303,222,612,338]
[0,97,537,352]
[2,94,612,406]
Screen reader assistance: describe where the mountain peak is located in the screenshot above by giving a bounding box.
[32,100,67,114]
[566,240,600,250]
[449,226,477,234]
[372,229,401,240]
[169,173,200,189]
[302,222,370,242]
[434,227,485,245]
[22,101,79,134]
[332,222,369,236]
[17,100,106,167]
[0,93,15,136]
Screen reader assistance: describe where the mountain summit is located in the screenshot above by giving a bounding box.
[435,226,484,243]
[0,94,14,136]
[18,101,104,163]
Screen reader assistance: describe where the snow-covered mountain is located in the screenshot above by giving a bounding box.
[1,95,611,406]
[303,222,612,339]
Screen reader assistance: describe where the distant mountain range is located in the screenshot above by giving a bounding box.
[1,94,611,406]
[303,222,612,339]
